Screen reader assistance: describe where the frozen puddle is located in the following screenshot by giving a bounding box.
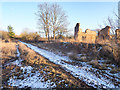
[8,45,56,88]
[20,41,119,88]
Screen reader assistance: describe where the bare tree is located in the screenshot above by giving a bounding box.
[98,15,118,36]
[99,2,120,35]
[36,3,51,40]
[36,3,69,40]
[105,16,118,35]
[50,3,69,40]
[117,1,120,29]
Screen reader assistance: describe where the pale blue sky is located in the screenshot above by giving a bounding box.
[0,2,118,36]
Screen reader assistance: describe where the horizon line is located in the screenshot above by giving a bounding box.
[0,0,119,2]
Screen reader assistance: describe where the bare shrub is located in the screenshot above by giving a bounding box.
[99,45,114,59]
[20,31,40,42]
[98,42,120,65]
[0,30,10,41]
[113,46,120,65]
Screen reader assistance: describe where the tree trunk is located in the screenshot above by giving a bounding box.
[47,29,50,41]
[45,30,48,39]
[53,31,55,40]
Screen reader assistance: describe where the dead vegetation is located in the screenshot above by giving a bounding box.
[1,39,91,88]
[0,31,10,42]
[97,40,120,65]
[30,40,120,65]
[29,40,120,79]
[20,31,40,42]
[1,41,17,65]
[1,40,18,88]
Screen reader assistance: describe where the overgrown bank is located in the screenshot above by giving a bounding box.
[28,41,120,66]
[1,40,18,88]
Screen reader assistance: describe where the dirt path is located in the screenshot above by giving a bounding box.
[2,41,91,88]
[20,41,120,88]
[2,41,120,88]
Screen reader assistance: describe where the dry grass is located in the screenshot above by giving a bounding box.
[0,30,10,40]
[53,38,96,44]
[1,41,17,64]
[1,40,18,88]
[18,42,47,65]
[31,42,82,56]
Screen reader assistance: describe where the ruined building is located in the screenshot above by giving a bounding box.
[74,23,97,43]
[98,26,111,40]
[74,23,82,41]
[115,29,120,41]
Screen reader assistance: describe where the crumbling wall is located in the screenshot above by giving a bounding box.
[74,23,82,41]
[115,29,120,42]
[74,23,96,43]
[98,26,111,40]
[85,29,96,43]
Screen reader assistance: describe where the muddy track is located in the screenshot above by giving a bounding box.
[18,42,91,88]
[20,41,120,88]
[2,41,119,88]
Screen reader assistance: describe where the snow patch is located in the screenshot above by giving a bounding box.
[8,44,56,88]
[20,41,119,88]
